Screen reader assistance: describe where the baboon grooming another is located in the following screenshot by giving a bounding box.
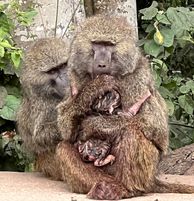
[57,15,194,199]
[17,38,70,179]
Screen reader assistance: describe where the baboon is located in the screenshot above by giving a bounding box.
[75,139,115,166]
[57,15,194,200]
[92,89,121,115]
[17,38,70,179]
[76,88,151,167]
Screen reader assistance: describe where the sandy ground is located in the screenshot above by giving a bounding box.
[0,172,194,201]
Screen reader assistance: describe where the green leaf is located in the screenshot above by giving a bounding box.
[166,100,174,116]
[152,58,168,71]
[0,45,4,57]
[0,95,21,121]
[179,85,190,94]
[153,69,162,88]
[186,80,194,93]
[178,95,193,115]
[5,85,21,98]
[0,3,9,12]
[11,51,21,68]
[159,86,174,98]
[140,1,158,20]
[18,10,38,26]
[144,40,163,57]
[166,7,193,34]
[156,13,171,25]
[0,40,13,48]
[160,28,175,47]
[145,24,155,33]
[0,28,7,41]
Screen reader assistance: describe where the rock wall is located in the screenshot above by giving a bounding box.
[16,0,137,44]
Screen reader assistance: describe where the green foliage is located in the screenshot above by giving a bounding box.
[0,131,33,171]
[139,1,194,149]
[0,0,37,171]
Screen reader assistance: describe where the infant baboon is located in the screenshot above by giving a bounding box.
[17,38,70,179]
[76,88,151,167]
[57,15,194,200]
[75,139,115,166]
[92,89,121,115]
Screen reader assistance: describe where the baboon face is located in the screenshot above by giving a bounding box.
[78,140,103,161]
[92,42,114,76]
[70,16,140,79]
[43,63,69,99]
[21,38,70,100]
[82,39,139,78]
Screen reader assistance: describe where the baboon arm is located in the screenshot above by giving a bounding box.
[137,94,169,153]
[33,112,62,149]
[80,115,125,141]
[80,94,169,153]
[57,98,81,142]
[58,75,118,141]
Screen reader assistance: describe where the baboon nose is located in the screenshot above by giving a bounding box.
[98,63,106,68]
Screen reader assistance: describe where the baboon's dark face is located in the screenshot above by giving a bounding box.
[41,63,69,100]
[82,40,139,79]
[91,42,115,77]
[78,140,103,161]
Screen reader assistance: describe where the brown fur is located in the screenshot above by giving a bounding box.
[57,15,194,199]
[17,38,70,178]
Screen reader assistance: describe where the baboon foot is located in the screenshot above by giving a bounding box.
[87,181,128,200]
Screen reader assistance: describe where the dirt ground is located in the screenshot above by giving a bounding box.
[0,172,194,201]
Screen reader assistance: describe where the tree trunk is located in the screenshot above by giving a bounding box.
[83,0,138,36]
[159,144,194,175]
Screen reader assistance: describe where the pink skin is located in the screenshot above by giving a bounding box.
[71,82,78,97]
[118,90,151,117]
[94,155,115,167]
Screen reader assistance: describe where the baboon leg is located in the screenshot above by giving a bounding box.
[105,124,160,194]
[56,141,129,199]
[35,152,62,181]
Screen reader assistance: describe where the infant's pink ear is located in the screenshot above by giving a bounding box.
[71,82,78,97]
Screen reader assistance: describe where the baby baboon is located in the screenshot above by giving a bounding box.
[57,15,194,200]
[17,38,70,179]
[76,88,151,167]
[92,89,121,115]
[75,139,115,166]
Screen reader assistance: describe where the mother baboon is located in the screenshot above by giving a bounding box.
[57,15,194,200]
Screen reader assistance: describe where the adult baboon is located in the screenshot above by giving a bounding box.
[17,38,70,179]
[57,15,194,200]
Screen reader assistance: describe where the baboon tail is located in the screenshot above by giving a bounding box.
[153,178,194,194]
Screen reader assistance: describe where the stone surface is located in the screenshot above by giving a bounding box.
[0,172,194,201]
[12,0,137,44]
[159,144,194,175]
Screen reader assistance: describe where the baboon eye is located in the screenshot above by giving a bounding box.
[58,62,67,69]
[47,68,58,75]
[49,70,56,74]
